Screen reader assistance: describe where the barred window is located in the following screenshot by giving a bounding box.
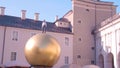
[65,56,69,64]
[11,52,17,61]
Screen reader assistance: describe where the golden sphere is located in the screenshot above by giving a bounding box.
[24,34,61,67]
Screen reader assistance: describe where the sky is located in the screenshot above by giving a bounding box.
[0,0,120,22]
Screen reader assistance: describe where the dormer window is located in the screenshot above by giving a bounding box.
[55,18,71,28]
[60,22,62,25]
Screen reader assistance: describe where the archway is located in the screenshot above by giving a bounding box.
[118,52,120,68]
[98,54,104,68]
[107,53,114,68]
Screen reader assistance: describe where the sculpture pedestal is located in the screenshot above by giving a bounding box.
[30,66,52,68]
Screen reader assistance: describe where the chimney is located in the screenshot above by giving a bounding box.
[21,10,26,20]
[0,7,5,16]
[55,15,58,21]
[34,13,39,21]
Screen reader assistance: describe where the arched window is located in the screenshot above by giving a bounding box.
[107,53,114,68]
[99,54,104,68]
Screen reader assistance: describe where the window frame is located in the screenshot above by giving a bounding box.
[64,56,69,64]
[12,31,18,41]
[11,52,17,61]
[65,37,69,46]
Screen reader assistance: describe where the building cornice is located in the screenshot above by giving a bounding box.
[73,0,116,11]
[95,13,120,33]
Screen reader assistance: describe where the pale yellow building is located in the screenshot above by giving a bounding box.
[0,7,73,68]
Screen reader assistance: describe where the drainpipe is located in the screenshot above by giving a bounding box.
[94,4,97,65]
[1,26,6,64]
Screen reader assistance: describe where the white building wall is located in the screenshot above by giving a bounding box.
[96,14,120,68]
[1,26,73,68]
[3,27,33,67]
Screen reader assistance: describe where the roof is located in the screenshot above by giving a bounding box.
[0,15,72,34]
[57,18,70,23]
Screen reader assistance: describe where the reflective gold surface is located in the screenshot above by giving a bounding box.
[24,34,61,67]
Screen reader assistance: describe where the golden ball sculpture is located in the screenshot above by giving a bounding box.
[24,34,61,67]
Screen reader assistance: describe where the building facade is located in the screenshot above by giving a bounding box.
[95,13,120,68]
[64,0,116,67]
[0,7,73,68]
[0,0,120,68]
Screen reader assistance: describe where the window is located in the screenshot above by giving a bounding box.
[12,31,18,41]
[65,37,69,46]
[78,38,81,41]
[78,20,81,23]
[91,47,95,50]
[11,52,17,61]
[60,22,62,25]
[91,60,95,64]
[77,55,81,59]
[86,9,89,12]
[65,56,69,64]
